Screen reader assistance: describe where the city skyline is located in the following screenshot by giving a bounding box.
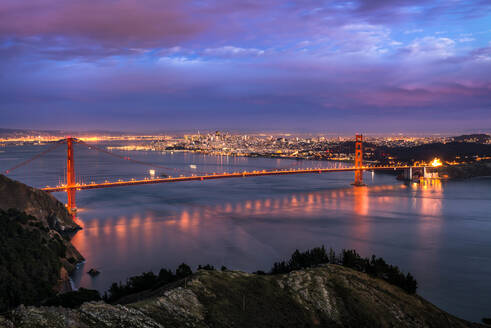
[1,0,491,132]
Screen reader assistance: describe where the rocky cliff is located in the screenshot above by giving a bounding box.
[0,174,80,233]
[0,174,84,290]
[0,265,483,328]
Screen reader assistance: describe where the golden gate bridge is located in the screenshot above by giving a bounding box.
[3,135,430,215]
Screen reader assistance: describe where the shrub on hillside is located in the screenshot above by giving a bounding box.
[45,288,101,308]
[105,263,194,302]
[270,246,417,294]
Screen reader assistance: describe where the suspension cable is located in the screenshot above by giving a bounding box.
[4,139,66,175]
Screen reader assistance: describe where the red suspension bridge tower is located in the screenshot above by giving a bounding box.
[353,134,365,186]
[66,137,76,214]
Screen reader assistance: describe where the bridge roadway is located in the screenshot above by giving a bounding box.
[41,165,419,193]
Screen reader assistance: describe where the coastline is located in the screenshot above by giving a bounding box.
[437,162,491,180]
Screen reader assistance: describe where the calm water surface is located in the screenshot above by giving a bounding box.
[1,142,491,321]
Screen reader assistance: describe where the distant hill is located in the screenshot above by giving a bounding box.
[0,128,129,138]
[453,134,491,143]
[438,162,491,179]
[377,142,491,163]
[0,128,66,137]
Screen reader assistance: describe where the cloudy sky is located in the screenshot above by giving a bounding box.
[1,0,490,133]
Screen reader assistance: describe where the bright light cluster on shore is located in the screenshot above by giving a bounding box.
[431,158,443,167]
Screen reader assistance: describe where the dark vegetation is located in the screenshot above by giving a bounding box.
[269,245,331,274]
[106,246,417,303]
[270,246,418,294]
[44,288,101,308]
[483,317,491,325]
[377,142,491,163]
[198,264,216,270]
[104,263,194,302]
[0,209,66,312]
[438,161,491,179]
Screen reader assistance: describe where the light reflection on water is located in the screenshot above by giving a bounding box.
[72,181,448,296]
[2,144,491,321]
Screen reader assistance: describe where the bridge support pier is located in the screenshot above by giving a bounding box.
[352,134,365,186]
[66,137,77,215]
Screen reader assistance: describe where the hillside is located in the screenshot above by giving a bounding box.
[453,134,491,143]
[377,142,491,163]
[0,174,83,273]
[0,174,80,233]
[1,265,483,327]
[438,161,491,179]
[0,175,84,312]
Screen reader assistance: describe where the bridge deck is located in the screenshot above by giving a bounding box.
[42,165,417,192]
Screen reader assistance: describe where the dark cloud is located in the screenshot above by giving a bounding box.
[0,0,205,46]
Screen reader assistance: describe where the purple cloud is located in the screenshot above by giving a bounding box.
[0,1,205,45]
[0,0,490,132]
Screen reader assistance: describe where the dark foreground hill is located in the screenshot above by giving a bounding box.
[0,175,84,312]
[1,265,483,328]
